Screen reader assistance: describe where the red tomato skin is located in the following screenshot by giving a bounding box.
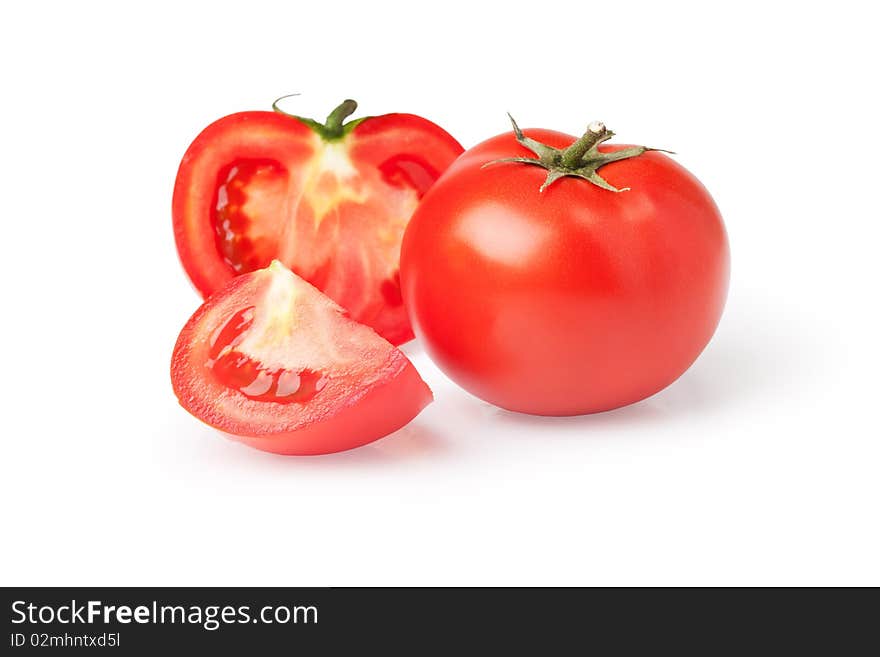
[171,267,433,455]
[400,128,730,416]
[172,110,463,345]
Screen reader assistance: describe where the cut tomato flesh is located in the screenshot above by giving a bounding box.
[207,137,422,339]
[171,261,432,455]
[213,160,290,274]
[377,153,442,196]
[173,110,464,345]
[205,306,328,404]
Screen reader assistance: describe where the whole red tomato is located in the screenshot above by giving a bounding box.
[400,117,729,415]
[173,98,462,345]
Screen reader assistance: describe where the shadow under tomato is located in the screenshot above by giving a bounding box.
[214,419,451,467]
[487,394,669,433]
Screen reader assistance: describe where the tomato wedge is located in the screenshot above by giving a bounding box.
[171,261,432,455]
[172,99,463,345]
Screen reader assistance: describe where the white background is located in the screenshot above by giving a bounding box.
[1,1,877,586]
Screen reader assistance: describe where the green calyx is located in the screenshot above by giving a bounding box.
[272,95,367,141]
[484,114,670,192]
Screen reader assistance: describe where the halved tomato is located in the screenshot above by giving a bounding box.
[172,98,464,345]
[171,260,432,455]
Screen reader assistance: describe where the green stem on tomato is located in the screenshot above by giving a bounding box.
[560,122,609,168]
[483,114,670,193]
[322,99,358,138]
[272,95,367,141]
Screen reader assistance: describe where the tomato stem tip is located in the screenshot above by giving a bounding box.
[272,96,366,141]
[323,99,358,136]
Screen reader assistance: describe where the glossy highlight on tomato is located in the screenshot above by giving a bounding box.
[401,119,730,416]
[173,100,463,345]
[171,261,432,455]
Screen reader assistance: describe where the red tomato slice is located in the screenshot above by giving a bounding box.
[171,260,432,455]
[172,101,463,345]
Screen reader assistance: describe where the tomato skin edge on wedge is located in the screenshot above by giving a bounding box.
[171,262,433,455]
[172,108,463,346]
